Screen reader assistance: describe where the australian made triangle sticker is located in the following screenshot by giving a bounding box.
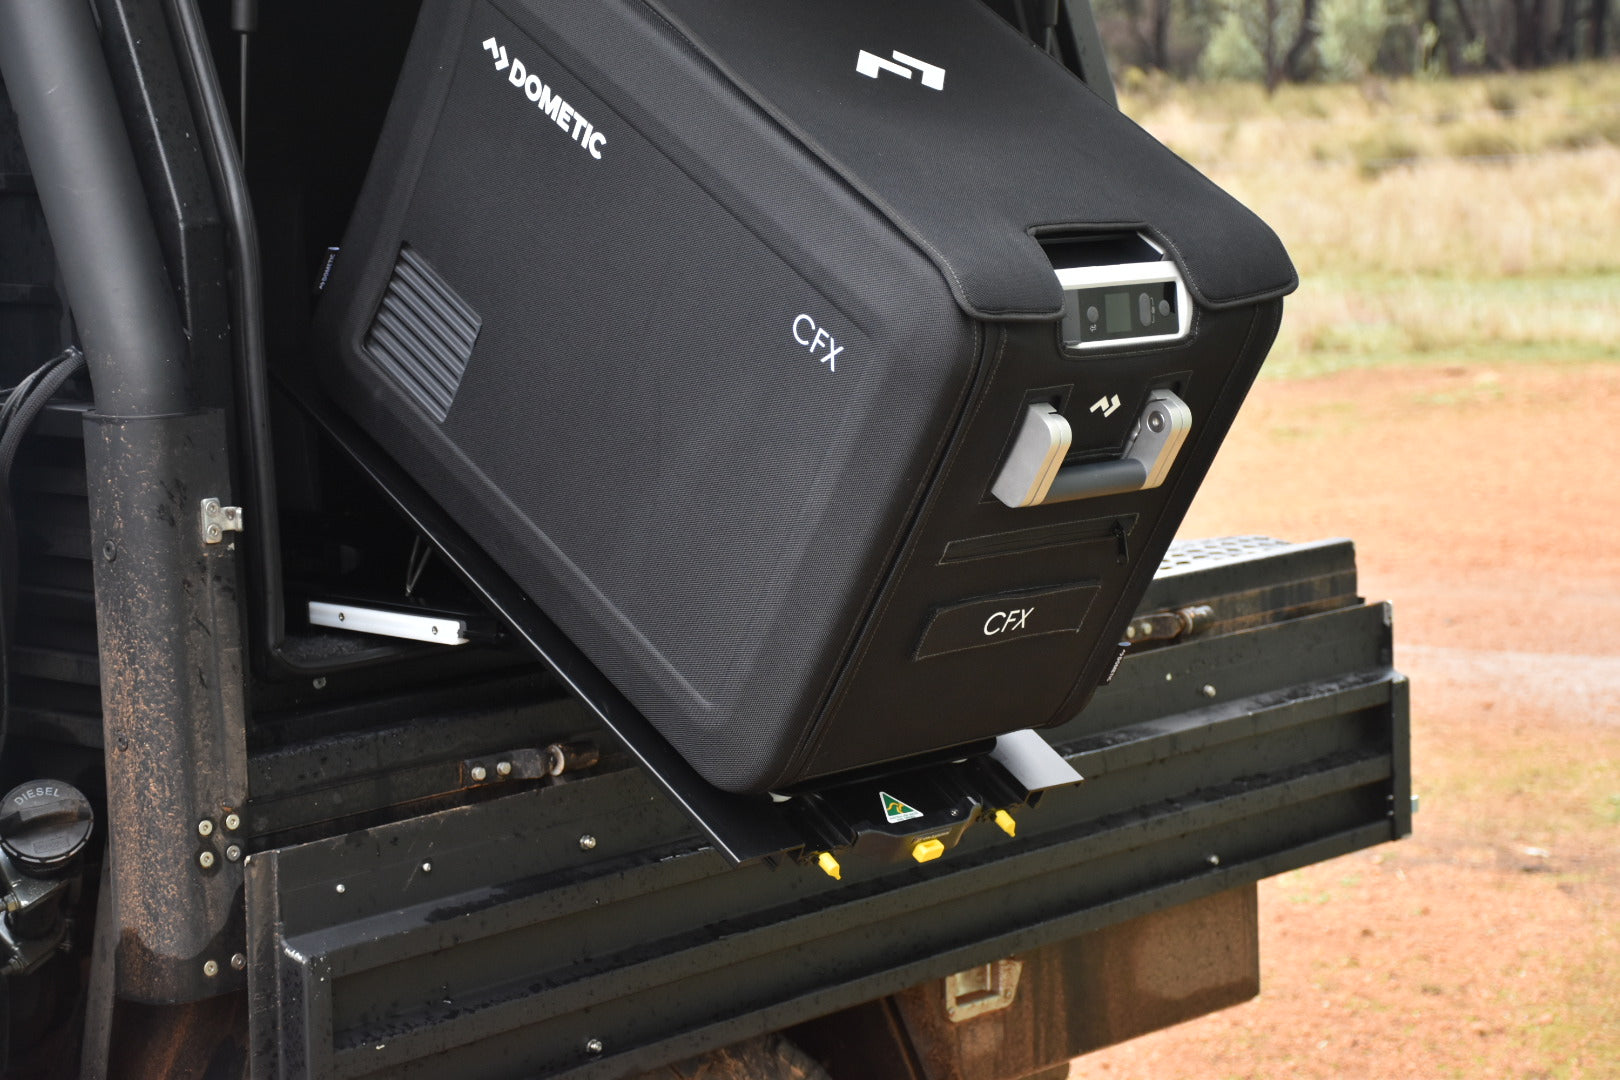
[880,791,923,824]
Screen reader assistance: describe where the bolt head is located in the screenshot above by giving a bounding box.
[578,834,598,851]
[312,676,327,690]
[421,861,433,873]
[203,959,219,978]
[197,819,214,837]
[101,540,117,562]
[231,953,247,971]
[471,765,488,782]
[335,883,346,894]
[224,813,241,832]
[226,845,243,862]
[496,761,512,777]
[1201,684,1217,698]
[1207,853,1222,866]
[198,851,216,869]
[584,1038,604,1055]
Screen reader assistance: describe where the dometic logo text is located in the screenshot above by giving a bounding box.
[483,37,607,160]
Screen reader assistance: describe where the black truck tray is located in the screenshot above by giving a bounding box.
[244,535,1409,1079]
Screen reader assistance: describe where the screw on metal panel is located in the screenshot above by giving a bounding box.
[224,813,241,832]
[470,765,487,782]
[203,960,219,978]
[584,1038,604,1055]
[312,677,327,690]
[335,883,346,894]
[226,845,243,863]
[1164,672,1173,681]
[578,834,597,851]
[1207,854,1221,866]
[1201,684,1217,698]
[101,540,116,562]
[206,523,222,542]
[496,761,512,778]
[198,851,216,869]
[421,861,433,873]
[197,819,214,837]
[231,953,247,971]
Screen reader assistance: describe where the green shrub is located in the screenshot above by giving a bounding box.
[1444,126,1518,158]
[1317,0,1399,80]
[1351,130,1422,176]
[1485,84,1519,115]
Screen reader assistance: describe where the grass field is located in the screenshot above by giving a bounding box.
[1072,64,1620,1080]
[1118,63,1620,378]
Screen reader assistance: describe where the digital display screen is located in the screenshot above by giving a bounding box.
[1105,292,1133,335]
[1061,281,1179,348]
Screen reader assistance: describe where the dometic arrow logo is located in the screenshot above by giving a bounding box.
[880,791,924,824]
[482,36,607,160]
[1090,394,1122,418]
[856,49,946,91]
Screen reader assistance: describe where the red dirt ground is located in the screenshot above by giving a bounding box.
[1072,362,1620,1079]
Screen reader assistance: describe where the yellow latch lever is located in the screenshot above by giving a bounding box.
[993,809,1017,837]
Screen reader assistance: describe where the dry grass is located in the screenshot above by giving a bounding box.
[1210,148,1620,279]
[1117,64,1620,378]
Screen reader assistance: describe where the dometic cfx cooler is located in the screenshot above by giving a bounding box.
[315,0,1297,794]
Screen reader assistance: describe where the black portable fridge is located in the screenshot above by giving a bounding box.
[313,0,1297,794]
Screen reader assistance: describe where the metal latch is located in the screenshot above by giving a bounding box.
[200,498,244,544]
[1122,603,1214,644]
[944,958,1023,1022]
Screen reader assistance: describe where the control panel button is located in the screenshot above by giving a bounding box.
[915,583,1099,660]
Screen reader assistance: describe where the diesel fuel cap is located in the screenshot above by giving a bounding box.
[0,780,93,875]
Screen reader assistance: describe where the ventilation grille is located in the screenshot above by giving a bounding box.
[1158,535,1293,572]
[365,246,480,423]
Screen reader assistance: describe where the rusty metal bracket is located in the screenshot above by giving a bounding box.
[1122,603,1213,645]
[458,741,602,788]
[943,958,1023,1022]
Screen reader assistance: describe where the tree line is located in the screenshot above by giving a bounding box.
[1097,0,1614,84]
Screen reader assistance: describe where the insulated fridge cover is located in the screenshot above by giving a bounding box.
[314,0,1297,793]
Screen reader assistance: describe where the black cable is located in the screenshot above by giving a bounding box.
[0,348,87,765]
